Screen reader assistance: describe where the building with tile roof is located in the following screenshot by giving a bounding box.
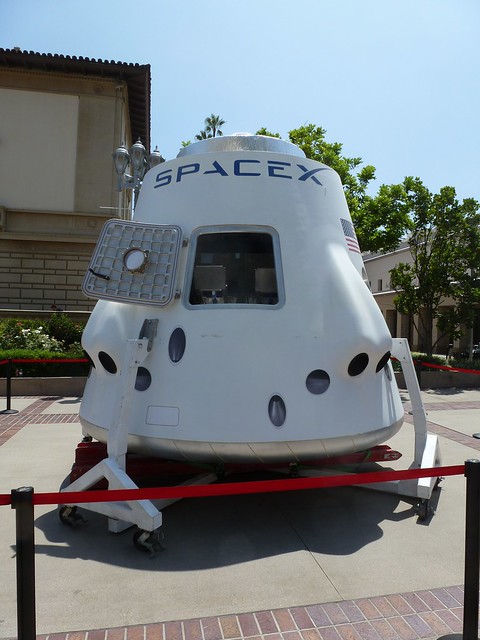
[0,48,151,313]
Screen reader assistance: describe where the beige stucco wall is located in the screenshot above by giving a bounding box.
[0,66,132,311]
[363,249,473,354]
[0,88,79,211]
[75,93,122,213]
[363,246,412,294]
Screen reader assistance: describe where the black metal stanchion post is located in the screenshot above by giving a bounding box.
[439,459,480,640]
[11,486,36,640]
[1,359,19,415]
[462,459,480,640]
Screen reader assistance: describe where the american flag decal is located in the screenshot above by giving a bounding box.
[340,218,361,254]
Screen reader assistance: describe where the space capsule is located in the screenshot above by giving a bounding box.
[79,134,404,465]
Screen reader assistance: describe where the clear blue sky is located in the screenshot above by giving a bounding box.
[3,0,479,201]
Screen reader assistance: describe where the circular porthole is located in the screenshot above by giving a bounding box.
[98,351,117,374]
[123,247,149,273]
[268,395,286,427]
[135,367,151,391]
[348,353,369,377]
[306,370,330,394]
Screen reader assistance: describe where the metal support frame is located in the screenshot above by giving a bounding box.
[338,338,441,502]
[62,319,218,534]
[388,338,442,501]
[299,338,441,504]
[61,331,164,533]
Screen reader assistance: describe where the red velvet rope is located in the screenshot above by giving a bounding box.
[0,464,464,507]
[2,358,479,373]
[1,357,478,373]
[413,360,480,375]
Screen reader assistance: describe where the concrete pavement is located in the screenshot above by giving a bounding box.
[0,387,479,638]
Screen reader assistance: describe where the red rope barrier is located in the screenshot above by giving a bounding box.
[0,464,464,508]
[2,356,479,372]
[413,360,480,375]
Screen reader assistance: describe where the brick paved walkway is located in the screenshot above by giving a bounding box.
[33,586,465,640]
[1,397,476,640]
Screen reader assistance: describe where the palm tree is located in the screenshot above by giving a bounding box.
[195,129,211,141]
[204,114,226,138]
[194,114,226,141]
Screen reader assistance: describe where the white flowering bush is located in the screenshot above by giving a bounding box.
[0,316,89,376]
[0,326,63,352]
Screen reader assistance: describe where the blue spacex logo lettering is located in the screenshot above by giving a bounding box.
[154,158,330,189]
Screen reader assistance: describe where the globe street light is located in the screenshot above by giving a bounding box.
[113,139,164,214]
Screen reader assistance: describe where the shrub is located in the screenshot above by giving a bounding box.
[410,352,447,371]
[402,352,480,372]
[46,313,84,347]
[0,326,63,352]
[0,348,90,377]
[0,318,43,346]
[449,357,480,371]
[392,352,449,373]
[0,315,89,377]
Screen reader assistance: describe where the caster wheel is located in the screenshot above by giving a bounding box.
[133,528,165,556]
[58,505,87,527]
[416,499,431,521]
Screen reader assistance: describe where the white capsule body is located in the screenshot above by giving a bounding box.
[79,135,403,463]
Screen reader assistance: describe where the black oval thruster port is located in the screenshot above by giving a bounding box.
[348,353,369,377]
[98,351,117,374]
[83,350,96,369]
[268,395,286,427]
[168,327,186,363]
[306,370,330,394]
[135,367,152,391]
[376,351,391,373]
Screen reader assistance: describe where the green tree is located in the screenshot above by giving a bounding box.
[194,129,211,141]
[255,127,281,138]
[389,177,480,356]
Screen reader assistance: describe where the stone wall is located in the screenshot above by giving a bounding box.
[395,370,480,389]
[0,240,96,311]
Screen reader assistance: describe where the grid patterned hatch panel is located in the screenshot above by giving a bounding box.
[82,219,183,306]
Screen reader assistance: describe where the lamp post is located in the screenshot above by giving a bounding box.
[112,139,164,217]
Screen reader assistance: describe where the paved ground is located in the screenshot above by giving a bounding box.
[1,387,480,639]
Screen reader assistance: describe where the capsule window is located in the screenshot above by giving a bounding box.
[186,227,284,307]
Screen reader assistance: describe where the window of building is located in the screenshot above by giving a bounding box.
[186,226,284,307]
[377,279,383,292]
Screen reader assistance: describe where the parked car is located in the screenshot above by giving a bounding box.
[459,347,480,360]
